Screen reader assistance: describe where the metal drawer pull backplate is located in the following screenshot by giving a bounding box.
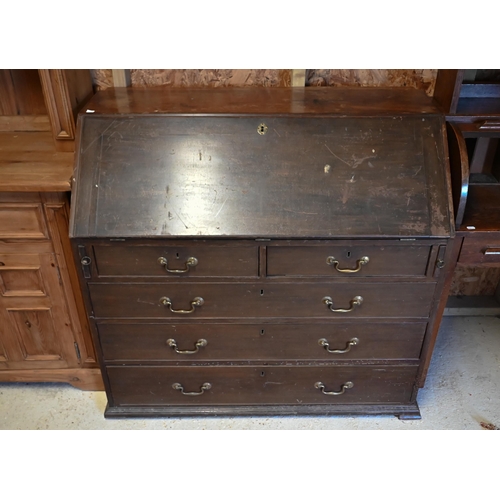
[158,256,198,273]
[314,381,354,396]
[172,382,212,396]
[484,248,500,255]
[318,337,359,354]
[160,296,204,314]
[322,295,363,313]
[166,338,208,354]
[326,255,369,273]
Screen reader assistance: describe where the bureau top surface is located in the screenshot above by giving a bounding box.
[82,87,442,116]
[70,89,453,239]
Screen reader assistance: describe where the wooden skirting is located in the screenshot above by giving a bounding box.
[0,369,104,391]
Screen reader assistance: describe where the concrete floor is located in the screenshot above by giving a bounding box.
[1,315,499,430]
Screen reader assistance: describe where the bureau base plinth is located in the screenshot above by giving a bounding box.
[103,402,421,420]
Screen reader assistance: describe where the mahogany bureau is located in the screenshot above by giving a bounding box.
[70,87,455,419]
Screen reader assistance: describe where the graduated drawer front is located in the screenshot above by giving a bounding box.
[267,244,433,277]
[89,282,436,319]
[98,322,426,362]
[92,244,258,277]
[458,234,500,266]
[107,365,418,406]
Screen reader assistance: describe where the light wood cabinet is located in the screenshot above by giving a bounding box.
[0,192,102,389]
[0,70,103,389]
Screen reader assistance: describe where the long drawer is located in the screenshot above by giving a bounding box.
[89,282,436,319]
[92,244,259,277]
[267,244,434,277]
[98,322,427,362]
[107,365,418,406]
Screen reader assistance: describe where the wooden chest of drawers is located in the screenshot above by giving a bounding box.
[70,88,455,419]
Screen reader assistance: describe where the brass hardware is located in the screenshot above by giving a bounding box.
[81,256,91,266]
[74,342,81,361]
[160,296,204,314]
[484,248,500,255]
[326,255,369,273]
[318,337,359,354]
[322,295,363,313]
[78,245,92,278]
[479,120,500,130]
[166,338,207,354]
[158,256,198,274]
[314,381,354,396]
[172,382,212,396]
[257,123,268,135]
[436,259,445,269]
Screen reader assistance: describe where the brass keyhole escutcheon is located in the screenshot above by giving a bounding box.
[257,123,268,135]
[81,256,91,266]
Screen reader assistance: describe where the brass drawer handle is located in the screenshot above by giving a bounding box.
[158,256,198,273]
[322,295,363,313]
[314,381,354,396]
[160,296,204,314]
[318,337,359,353]
[166,338,208,354]
[326,255,369,273]
[172,382,212,396]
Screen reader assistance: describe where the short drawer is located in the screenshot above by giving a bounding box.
[89,282,436,319]
[267,244,433,277]
[92,244,258,277]
[98,322,427,362]
[458,234,500,266]
[107,365,418,406]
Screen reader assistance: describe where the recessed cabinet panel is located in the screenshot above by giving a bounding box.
[0,337,7,362]
[9,309,62,361]
[0,204,48,239]
[0,269,45,296]
[0,254,46,296]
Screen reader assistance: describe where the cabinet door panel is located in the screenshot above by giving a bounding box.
[0,253,79,369]
[0,254,46,296]
[8,309,63,361]
[0,203,48,239]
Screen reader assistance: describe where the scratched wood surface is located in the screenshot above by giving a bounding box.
[71,91,452,239]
